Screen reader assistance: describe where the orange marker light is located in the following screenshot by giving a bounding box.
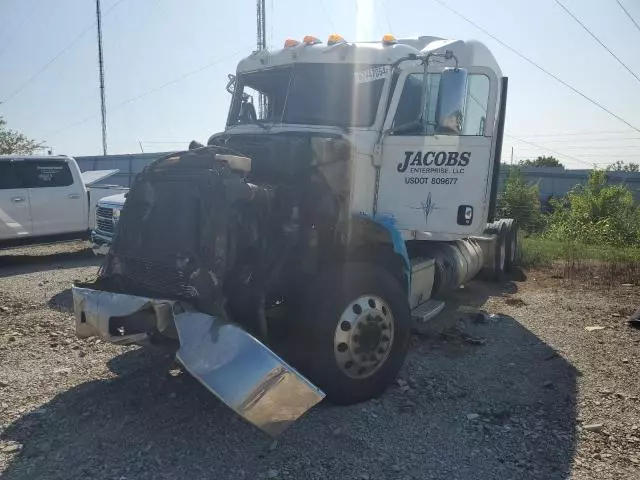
[303,35,322,45]
[327,33,345,45]
[382,34,397,45]
[284,39,300,48]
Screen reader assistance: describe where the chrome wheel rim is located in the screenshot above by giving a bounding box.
[334,295,394,379]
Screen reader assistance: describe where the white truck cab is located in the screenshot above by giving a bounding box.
[0,155,122,247]
[220,35,505,242]
[72,34,516,437]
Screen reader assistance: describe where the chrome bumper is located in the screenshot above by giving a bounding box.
[90,231,112,255]
[72,287,325,436]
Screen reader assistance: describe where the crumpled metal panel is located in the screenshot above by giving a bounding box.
[72,287,325,436]
[174,311,325,437]
[72,287,175,344]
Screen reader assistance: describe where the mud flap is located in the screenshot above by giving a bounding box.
[174,311,325,437]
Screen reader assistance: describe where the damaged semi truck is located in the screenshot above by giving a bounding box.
[73,34,516,436]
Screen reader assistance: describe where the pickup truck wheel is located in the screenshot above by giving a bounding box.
[293,262,411,405]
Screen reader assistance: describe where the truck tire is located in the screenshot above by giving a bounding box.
[502,219,518,272]
[484,221,506,281]
[292,262,411,405]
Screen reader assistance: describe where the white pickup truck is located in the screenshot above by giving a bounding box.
[91,192,126,248]
[0,155,126,248]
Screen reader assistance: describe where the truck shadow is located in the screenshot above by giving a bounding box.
[48,288,77,313]
[1,278,577,480]
[0,247,100,279]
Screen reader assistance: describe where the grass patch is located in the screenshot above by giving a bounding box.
[521,237,640,268]
[520,236,640,286]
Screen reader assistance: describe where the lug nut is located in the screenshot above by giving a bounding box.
[344,360,353,369]
[368,299,376,308]
[337,342,348,352]
[352,304,362,315]
[340,321,351,332]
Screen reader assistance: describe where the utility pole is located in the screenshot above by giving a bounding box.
[510,146,514,165]
[256,0,267,117]
[96,0,108,156]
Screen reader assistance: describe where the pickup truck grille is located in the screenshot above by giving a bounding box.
[96,206,113,219]
[96,206,114,234]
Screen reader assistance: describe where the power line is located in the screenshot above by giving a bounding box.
[555,0,640,84]
[514,144,640,150]
[318,0,337,32]
[45,47,249,139]
[615,0,640,34]
[0,0,42,59]
[431,0,640,134]
[378,0,393,33]
[506,134,595,167]
[515,129,637,138]
[1,0,128,104]
[517,137,640,144]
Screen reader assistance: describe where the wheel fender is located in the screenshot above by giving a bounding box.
[355,214,411,293]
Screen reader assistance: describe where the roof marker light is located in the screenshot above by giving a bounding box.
[327,33,346,45]
[303,35,322,45]
[284,39,300,48]
[382,34,397,45]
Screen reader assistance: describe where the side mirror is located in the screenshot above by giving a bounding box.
[435,67,468,135]
[225,74,237,95]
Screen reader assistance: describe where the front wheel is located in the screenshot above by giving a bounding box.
[292,262,412,405]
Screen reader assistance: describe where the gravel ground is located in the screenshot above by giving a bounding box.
[1,242,639,479]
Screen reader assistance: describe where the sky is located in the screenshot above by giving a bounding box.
[1,0,640,169]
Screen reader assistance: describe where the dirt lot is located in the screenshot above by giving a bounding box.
[1,242,639,480]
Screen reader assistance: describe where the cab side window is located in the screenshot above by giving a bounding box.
[0,162,23,190]
[392,73,490,136]
[463,75,490,136]
[18,161,74,188]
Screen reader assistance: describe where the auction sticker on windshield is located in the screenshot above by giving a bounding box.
[355,65,391,84]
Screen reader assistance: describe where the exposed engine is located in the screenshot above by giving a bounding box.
[94,135,351,338]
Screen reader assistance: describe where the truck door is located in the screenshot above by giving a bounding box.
[20,158,87,236]
[0,160,33,240]
[376,67,498,240]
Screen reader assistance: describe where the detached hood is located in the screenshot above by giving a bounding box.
[82,169,119,186]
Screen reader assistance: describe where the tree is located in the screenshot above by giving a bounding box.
[0,116,41,155]
[498,167,545,233]
[546,169,640,246]
[518,155,564,169]
[606,160,640,173]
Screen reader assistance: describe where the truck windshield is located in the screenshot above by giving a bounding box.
[227,64,389,128]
